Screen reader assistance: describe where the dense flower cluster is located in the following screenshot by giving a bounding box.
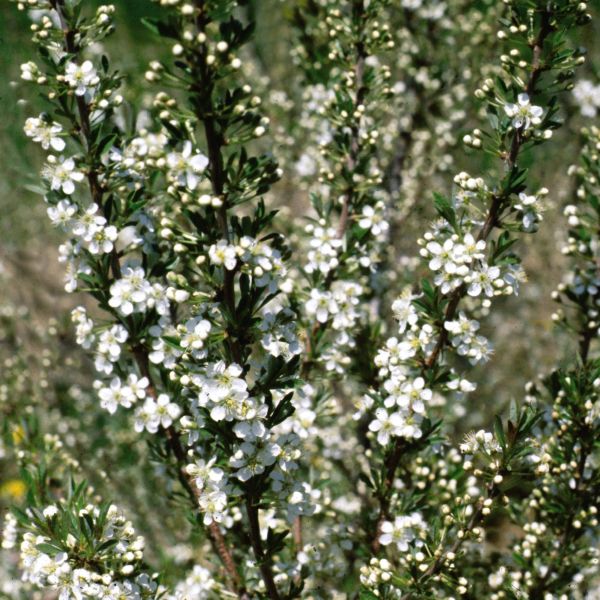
[19,500,159,599]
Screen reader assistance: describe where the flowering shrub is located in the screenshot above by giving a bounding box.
[2,0,600,598]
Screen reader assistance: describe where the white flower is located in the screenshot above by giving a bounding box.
[198,489,228,525]
[24,116,65,151]
[295,153,316,177]
[173,565,215,599]
[98,377,135,413]
[199,361,246,402]
[515,192,542,231]
[45,156,85,195]
[391,288,419,333]
[459,429,501,454]
[126,374,149,400]
[133,394,180,433]
[230,440,281,481]
[87,225,118,254]
[108,267,153,315]
[95,324,128,370]
[166,141,209,190]
[71,203,105,239]
[467,263,501,297]
[20,61,39,82]
[444,312,480,354]
[64,60,98,96]
[379,513,426,551]
[154,394,181,429]
[305,289,337,324]
[504,93,543,130]
[488,566,507,589]
[180,316,212,351]
[572,79,600,118]
[368,408,404,446]
[209,240,237,270]
[185,458,224,491]
[395,377,432,414]
[47,200,77,229]
[425,238,454,271]
[358,203,389,236]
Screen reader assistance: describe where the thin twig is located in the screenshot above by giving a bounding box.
[371,5,554,552]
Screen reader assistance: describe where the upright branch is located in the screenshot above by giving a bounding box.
[358,1,591,596]
[13,0,304,597]
[293,0,394,380]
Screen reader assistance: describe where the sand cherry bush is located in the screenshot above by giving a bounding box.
[2,0,600,598]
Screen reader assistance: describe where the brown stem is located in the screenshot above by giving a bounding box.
[246,498,281,600]
[52,0,121,282]
[293,515,303,550]
[191,3,241,367]
[301,0,368,373]
[136,354,246,595]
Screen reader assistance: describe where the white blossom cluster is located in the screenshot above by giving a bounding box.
[168,565,216,600]
[19,503,160,599]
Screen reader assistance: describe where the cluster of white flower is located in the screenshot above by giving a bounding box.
[304,224,343,275]
[259,308,302,359]
[452,171,490,209]
[368,376,435,444]
[193,361,255,423]
[208,236,288,293]
[95,374,149,414]
[185,458,230,526]
[48,201,119,256]
[19,503,159,599]
[359,558,396,592]
[305,280,367,373]
[110,130,169,180]
[420,233,504,297]
[444,312,492,365]
[169,565,216,600]
[305,281,363,327]
[365,101,545,442]
[1,514,17,551]
[109,266,169,316]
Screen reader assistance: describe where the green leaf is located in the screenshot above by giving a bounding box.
[433,192,458,231]
[494,415,506,451]
[140,17,178,39]
[36,543,63,556]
